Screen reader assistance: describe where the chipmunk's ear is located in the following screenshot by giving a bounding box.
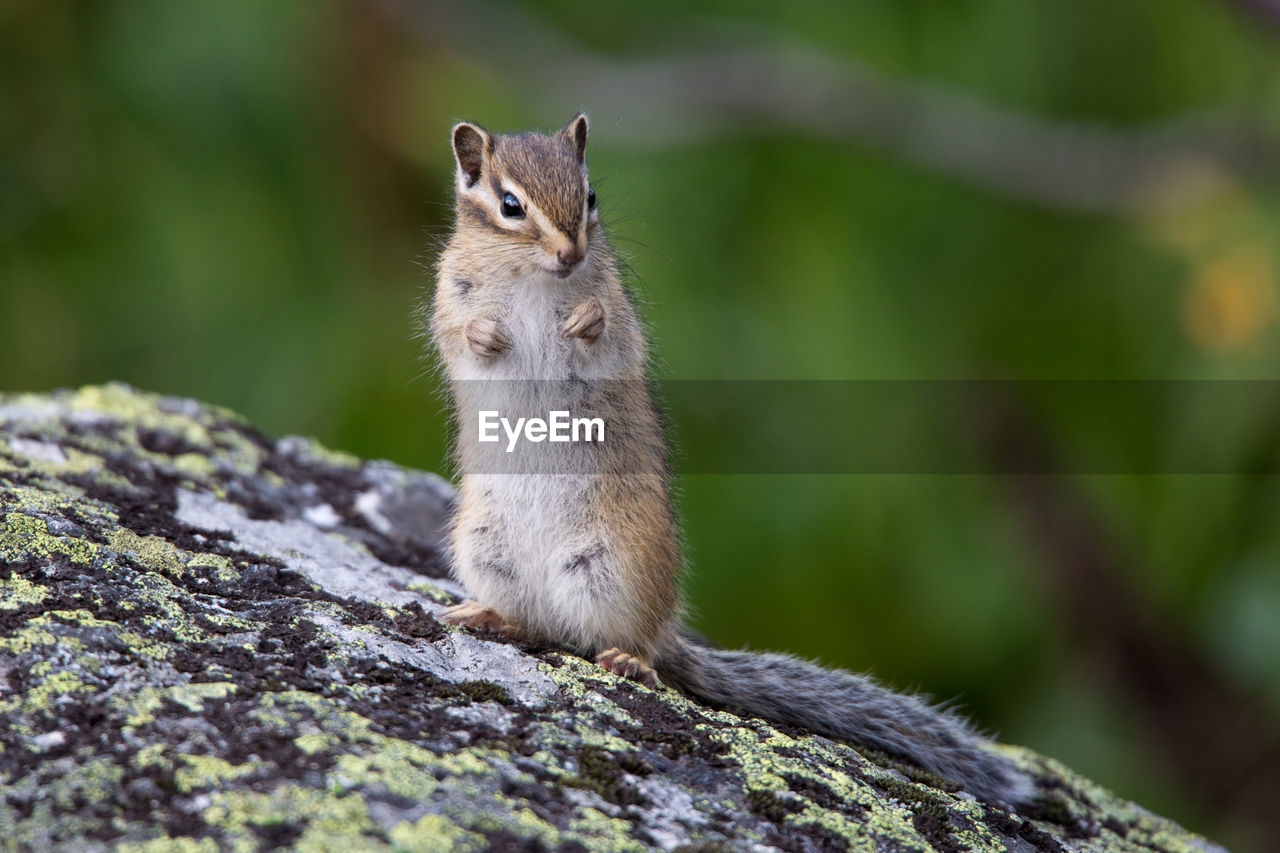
[561,113,588,163]
[452,122,491,189]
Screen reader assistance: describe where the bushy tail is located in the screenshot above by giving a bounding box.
[657,634,1034,806]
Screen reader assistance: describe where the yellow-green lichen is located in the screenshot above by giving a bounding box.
[120,682,238,728]
[289,440,363,471]
[192,609,257,633]
[469,806,565,850]
[1,509,101,565]
[176,755,261,794]
[127,573,215,644]
[203,785,383,853]
[405,581,452,603]
[294,731,337,756]
[52,757,126,810]
[32,607,175,661]
[135,743,175,771]
[331,751,442,802]
[0,668,91,717]
[110,528,190,576]
[536,652,644,702]
[43,384,266,483]
[44,446,109,477]
[184,553,240,584]
[172,452,217,479]
[115,838,223,853]
[700,720,937,852]
[0,624,65,656]
[388,813,487,853]
[0,574,50,609]
[568,809,651,852]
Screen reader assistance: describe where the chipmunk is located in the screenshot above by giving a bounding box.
[427,115,1033,806]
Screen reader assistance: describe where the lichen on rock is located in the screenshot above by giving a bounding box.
[0,384,1226,851]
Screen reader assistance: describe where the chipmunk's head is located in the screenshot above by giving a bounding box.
[451,114,599,279]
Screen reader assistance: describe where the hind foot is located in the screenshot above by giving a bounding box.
[596,647,661,688]
[441,599,516,636]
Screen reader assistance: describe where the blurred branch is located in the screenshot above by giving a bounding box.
[976,393,1280,844]
[1222,0,1280,31]
[371,0,1279,213]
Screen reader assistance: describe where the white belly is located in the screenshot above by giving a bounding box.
[445,276,644,649]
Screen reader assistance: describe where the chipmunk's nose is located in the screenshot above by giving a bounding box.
[556,245,584,267]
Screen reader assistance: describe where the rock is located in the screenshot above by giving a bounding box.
[0,384,1225,852]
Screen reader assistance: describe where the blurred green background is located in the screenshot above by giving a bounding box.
[3,1,1278,848]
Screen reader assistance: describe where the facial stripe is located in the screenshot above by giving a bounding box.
[523,197,561,246]
[458,198,511,237]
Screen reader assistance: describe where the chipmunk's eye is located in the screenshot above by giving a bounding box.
[500,192,524,219]
[587,186,596,210]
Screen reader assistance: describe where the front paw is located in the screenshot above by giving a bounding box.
[465,318,511,358]
[562,298,605,345]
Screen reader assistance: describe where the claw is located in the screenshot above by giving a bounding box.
[441,599,516,636]
[562,298,605,345]
[465,318,511,358]
[595,647,661,688]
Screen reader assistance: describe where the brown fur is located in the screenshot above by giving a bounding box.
[430,115,678,670]
[425,116,1034,807]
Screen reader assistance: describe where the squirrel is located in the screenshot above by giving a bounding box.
[427,114,1034,807]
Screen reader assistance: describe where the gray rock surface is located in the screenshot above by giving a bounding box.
[0,384,1226,851]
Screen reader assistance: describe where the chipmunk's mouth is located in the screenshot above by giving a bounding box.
[548,264,576,279]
